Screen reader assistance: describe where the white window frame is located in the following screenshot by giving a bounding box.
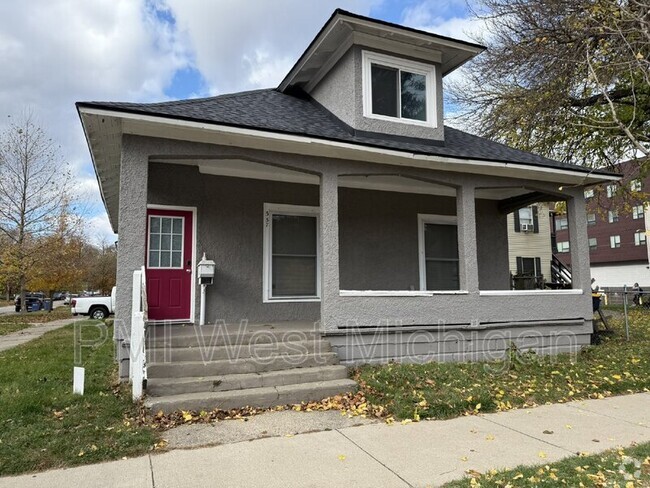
[362,50,437,128]
[557,241,570,253]
[631,179,642,192]
[607,184,617,198]
[587,213,596,226]
[610,235,621,248]
[263,203,320,303]
[588,237,598,250]
[608,209,619,223]
[556,216,568,230]
[147,215,186,270]
[633,205,644,220]
[635,231,646,246]
[584,189,594,199]
[417,214,459,291]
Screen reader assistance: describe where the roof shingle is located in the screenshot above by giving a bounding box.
[78,88,615,177]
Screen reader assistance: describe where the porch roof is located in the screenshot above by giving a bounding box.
[77,90,619,232]
[78,88,618,175]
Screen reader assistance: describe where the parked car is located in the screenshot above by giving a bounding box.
[71,287,116,320]
[14,293,45,312]
[52,292,66,301]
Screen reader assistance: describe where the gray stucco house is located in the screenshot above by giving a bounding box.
[77,10,618,411]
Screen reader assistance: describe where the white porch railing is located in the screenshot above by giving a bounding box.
[129,266,148,401]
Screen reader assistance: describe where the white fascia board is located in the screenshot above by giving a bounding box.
[78,107,621,185]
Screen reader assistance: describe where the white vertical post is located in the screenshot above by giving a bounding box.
[642,202,650,268]
[200,284,206,326]
[130,269,145,400]
[129,270,141,381]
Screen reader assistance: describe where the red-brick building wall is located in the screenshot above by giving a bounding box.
[555,160,649,267]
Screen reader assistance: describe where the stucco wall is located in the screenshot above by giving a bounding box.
[338,188,509,291]
[148,164,321,325]
[476,199,510,290]
[338,187,455,290]
[310,46,445,141]
[311,48,357,128]
[147,169,510,319]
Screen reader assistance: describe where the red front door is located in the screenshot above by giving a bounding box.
[145,209,193,321]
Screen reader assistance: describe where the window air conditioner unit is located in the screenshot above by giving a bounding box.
[521,223,533,232]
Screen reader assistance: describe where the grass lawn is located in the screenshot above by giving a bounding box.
[443,442,650,487]
[0,306,74,336]
[355,309,650,421]
[0,322,158,476]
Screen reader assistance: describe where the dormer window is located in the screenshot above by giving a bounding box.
[362,51,436,127]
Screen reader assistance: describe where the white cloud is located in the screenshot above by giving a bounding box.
[162,0,381,94]
[2,1,484,242]
[0,0,192,239]
[85,214,118,247]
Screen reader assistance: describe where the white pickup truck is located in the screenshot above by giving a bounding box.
[71,287,116,320]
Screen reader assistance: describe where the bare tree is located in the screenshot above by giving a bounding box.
[450,0,650,174]
[0,114,75,312]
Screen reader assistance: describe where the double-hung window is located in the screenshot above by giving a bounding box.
[557,241,570,253]
[610,235,621,248]
[418,215,460,291]
[635,231,646,246]
[263,204,320,302]
[633,205,644,220]
[362,51,435,126]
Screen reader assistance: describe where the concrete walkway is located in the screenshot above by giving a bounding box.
[1,393,648,487]
[0,316,83,352]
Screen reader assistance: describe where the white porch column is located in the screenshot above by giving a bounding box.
[320,171,340,331]
[456,183,480,293]
[115,136,149,379]
[566,190,591,292]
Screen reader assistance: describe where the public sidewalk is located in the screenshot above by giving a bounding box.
[0,316,83,352]
[1,393,649,488]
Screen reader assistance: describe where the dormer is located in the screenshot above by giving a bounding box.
[279,9,485,142]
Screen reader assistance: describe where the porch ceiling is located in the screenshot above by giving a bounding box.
[155,158,532,200]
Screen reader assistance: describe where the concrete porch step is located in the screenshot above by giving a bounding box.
[147,352,340,378]
[146,365,349,396]
[145,378,358,414]
[147,339,332,363]
[146,326,320,348]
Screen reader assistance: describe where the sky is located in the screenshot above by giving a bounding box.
[0,0,485,245]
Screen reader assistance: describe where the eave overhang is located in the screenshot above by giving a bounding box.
[77,105,621,233]
[279,9,487,93]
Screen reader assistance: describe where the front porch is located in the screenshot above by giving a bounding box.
[113,136,594,377]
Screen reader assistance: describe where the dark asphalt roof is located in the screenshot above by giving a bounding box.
[77,88,616,177]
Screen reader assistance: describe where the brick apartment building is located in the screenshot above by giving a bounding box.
[555,159,650,287]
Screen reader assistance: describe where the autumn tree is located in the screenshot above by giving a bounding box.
[0,115,75,312]
[84,241,117,295]
[451,0,649,173]
[28,208,87,296]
